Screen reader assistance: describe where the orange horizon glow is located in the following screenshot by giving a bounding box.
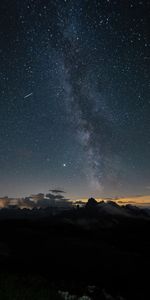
[0,194,150,208]
[74,195,150,206]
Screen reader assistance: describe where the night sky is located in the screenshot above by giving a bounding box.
[0,0,149,199]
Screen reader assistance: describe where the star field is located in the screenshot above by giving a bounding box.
[0,0,149,198]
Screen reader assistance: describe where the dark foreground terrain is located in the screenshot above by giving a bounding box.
[0,202,150,299]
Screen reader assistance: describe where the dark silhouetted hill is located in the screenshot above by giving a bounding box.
[0,200,150,299]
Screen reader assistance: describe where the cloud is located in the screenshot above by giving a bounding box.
[146,186,150,190]
[49,189,66,194]
[0,190,70,209]
[115,195,150,206]
[0,197,10,208]
[118,200,137,204]
[17,197,35,209]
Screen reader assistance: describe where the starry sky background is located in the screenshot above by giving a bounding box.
[0,0,149,199]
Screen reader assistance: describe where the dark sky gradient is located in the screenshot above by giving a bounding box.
[0,0,149,199]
